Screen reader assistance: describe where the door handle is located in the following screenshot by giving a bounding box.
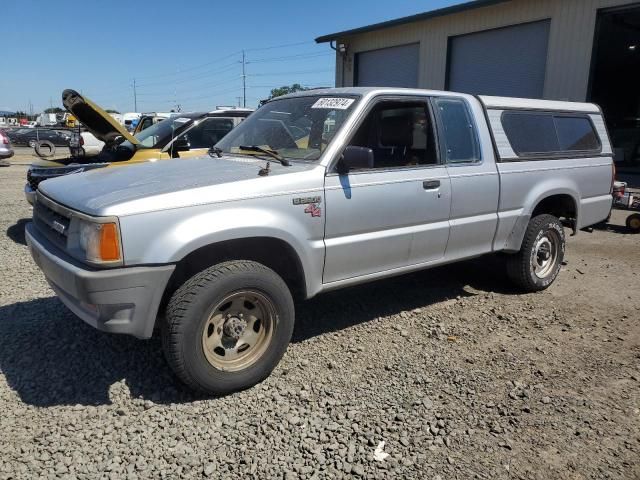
[422,180,440,190]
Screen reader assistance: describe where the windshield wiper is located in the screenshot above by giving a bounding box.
[238,145,291,166]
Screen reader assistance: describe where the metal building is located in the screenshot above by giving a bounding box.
[316,0,640,164]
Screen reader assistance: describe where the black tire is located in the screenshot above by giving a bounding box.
[35,140,55,157]
[28,139,36,148]
[506,214,566,292]
[162,260,294,395]
[626,213,640,234]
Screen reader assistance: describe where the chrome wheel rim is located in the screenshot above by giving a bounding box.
[532,231,560,279]
[201,290,275,372]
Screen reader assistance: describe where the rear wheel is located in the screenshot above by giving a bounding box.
[626,213,640,234]
[162,260,294,395]
[507,214,565,292]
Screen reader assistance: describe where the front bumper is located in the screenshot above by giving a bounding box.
[24,184,36,205]
[26,222,175,339]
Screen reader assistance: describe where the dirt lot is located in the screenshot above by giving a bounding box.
[8,146,72,165]
[0,163,638,479]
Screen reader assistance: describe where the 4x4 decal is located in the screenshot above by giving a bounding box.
[304,203,322,217]
[293,196,322,217]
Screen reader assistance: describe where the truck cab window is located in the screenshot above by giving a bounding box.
[434,98,480,163]
[349,101,438,169]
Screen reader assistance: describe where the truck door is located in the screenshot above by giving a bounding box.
[323,97,451,284]
[431,97,499,260]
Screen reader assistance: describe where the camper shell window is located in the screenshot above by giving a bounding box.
[501,111,601,157]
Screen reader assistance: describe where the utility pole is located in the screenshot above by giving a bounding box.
[241,50,246,108]
[133,78,138,112]
[236,96,242,107]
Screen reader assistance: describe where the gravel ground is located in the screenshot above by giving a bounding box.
[7,146,72,165]
[0,164,639,479]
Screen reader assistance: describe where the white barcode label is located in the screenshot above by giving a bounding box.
[311,98,355,110]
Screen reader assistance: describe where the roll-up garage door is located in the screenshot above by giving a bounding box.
[447,20,550,98]
[355,43,419,88]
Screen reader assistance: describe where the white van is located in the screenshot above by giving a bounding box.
[37,113,58,127]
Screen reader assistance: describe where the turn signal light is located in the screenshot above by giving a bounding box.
[99,223,120,261]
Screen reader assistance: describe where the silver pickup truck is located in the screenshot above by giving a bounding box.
[26,88,614,395]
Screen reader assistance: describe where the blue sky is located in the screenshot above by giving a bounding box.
[2,0,462,114]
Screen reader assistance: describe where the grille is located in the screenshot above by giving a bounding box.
[27,164,109,191]
[26,169,41,190]
[33,194,71,249]
[28,168,68,190]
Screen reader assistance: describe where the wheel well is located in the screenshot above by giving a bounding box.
[161,237,306,311]
[532,194,577,228]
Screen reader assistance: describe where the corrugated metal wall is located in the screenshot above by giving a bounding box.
[332,0,640,101]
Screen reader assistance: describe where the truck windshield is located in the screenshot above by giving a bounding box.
[215,95,359,161]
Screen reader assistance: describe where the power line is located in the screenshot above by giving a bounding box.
[136,61,240,88]
[132,40,316,82]
[248,51,333,63]
[133,50,242,80]
[250,68,334,77]
[136,75,241,97]
[245,40,314,52]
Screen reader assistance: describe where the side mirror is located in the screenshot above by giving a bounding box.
[172,136,190,153]
[336,146,374,174]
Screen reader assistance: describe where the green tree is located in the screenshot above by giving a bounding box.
[105,109,120,114]
[44,107,64,113]
[269,83,308,99]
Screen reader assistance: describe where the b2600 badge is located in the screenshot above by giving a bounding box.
[293,196,321,205]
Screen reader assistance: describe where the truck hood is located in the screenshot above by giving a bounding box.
[38,155,318,216]
[62,89,140,146]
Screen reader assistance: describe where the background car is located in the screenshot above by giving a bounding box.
[132,112,174,135]
[69,130,105,157]
[7,128,71,147]
[0,129,14,164]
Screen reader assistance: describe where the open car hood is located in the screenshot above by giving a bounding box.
[62,89,140,146]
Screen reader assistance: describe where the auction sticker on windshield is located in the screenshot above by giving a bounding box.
[311,98,355,110]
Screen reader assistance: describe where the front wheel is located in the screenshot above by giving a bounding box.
[162,260,294,395]
[507,214,566,292]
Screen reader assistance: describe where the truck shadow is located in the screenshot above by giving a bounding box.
[6,218,29,246]
[0,256,515,407]
[293,255,514,342]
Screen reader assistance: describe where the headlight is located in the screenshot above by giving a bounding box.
[70,217,122,265]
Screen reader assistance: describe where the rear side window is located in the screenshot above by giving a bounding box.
[555,117,600,151]
[502,112,600,156]
[434,98,480,163]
